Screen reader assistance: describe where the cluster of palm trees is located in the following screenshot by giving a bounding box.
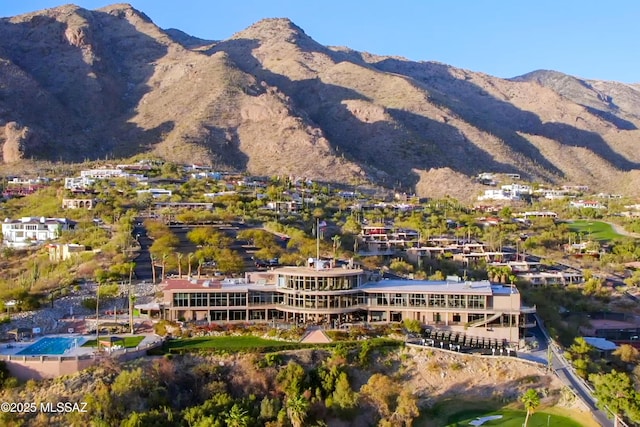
[486,265,517,284]
[149,252,204,283]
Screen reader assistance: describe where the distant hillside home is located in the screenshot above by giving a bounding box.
[2,217,75,248]
[536,189,570,199]
[80,168,126,179]
[62,198,96,210]
[48,243,86,261]
[136,188,172,198]
[522,211,558,219]
[265,201,301,213]
[478,184,531,202]
[64,176,95,190]
[72,169,147,184]
[569,200,606,209]
[478,189,514,201]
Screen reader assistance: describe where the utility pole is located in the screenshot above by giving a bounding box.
[95,282,100,352]
[316,217,320,270]
[129,263,134,334]
[150,254,156,284]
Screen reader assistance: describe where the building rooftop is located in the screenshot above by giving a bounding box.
[583,337,618,351]
[359,279,516,295]
[272,266,364,277]
[162,272,519,296]
[163,277,277,292]
[3,217,72,225]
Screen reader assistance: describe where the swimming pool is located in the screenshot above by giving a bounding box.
[16,337,85,356]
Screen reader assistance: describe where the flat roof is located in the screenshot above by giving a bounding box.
[583,337,618,351]
[272,266,364,277]
[162,274,518,296]
[163,279,223,291]
[359,279,516,295]
[587,319,640,330]
[163,278,278,293]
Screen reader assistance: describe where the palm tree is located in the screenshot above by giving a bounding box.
[187,252,194,278]
[286,394,309,427]
[332,235,341,261]
[197,258,204,279]
[150,254,157,284]
[161,253,168,281]
[521,388,540,427]
[176,252,183,278]
[226,403,250,427]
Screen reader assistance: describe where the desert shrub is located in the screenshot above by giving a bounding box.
[403,319,422,334]
[450,362,463,371]
[82,298,97,310]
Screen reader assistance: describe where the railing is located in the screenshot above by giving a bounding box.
[520,305,537,314]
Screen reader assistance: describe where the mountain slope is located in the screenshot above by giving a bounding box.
[1,5,640,199]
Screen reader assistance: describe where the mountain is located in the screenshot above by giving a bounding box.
[1,4,640,200]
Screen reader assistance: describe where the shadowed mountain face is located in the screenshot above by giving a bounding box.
[1,5,640,199]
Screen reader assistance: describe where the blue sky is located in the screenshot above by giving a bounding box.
[2,1,638,83]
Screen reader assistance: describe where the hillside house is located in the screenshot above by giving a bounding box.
[48,243,86,261]
[2,217,75,248]
[62,198,97,210]
[570,200,606,210]
[136,188,172,198]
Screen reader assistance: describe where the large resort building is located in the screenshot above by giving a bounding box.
[161,262,535,345]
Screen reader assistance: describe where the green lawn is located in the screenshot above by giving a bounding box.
[446,409,584,427]
[82,335,145,348]
[568,220,621,242]
[165,335,301,352]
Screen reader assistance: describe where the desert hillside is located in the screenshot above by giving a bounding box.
[1,4,640,198]
[0,347,589,427]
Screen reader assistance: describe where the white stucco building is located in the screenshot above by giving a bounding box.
[1,217,75,248]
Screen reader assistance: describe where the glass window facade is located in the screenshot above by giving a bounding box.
[173,293,189,307]
[468,295,486,309]
[282,274,359,291]
[448,294,466,308]
[428,294,446,308]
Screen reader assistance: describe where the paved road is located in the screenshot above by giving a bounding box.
[133,219,153,282]
[534,314,614,427]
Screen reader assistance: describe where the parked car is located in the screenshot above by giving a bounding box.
[255,258,279,268]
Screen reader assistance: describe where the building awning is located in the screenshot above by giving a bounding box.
[99,336,124,348]
[583,337,618,351]
[135,303,161,311]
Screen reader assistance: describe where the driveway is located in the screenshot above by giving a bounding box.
[133,219,153,282]
[534,314,614,427]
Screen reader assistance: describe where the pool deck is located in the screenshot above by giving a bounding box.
[0,333,162,357]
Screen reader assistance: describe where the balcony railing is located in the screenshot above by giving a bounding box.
[520,305,537,314]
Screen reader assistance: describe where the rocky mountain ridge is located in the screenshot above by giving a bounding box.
[1,3,640,199]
